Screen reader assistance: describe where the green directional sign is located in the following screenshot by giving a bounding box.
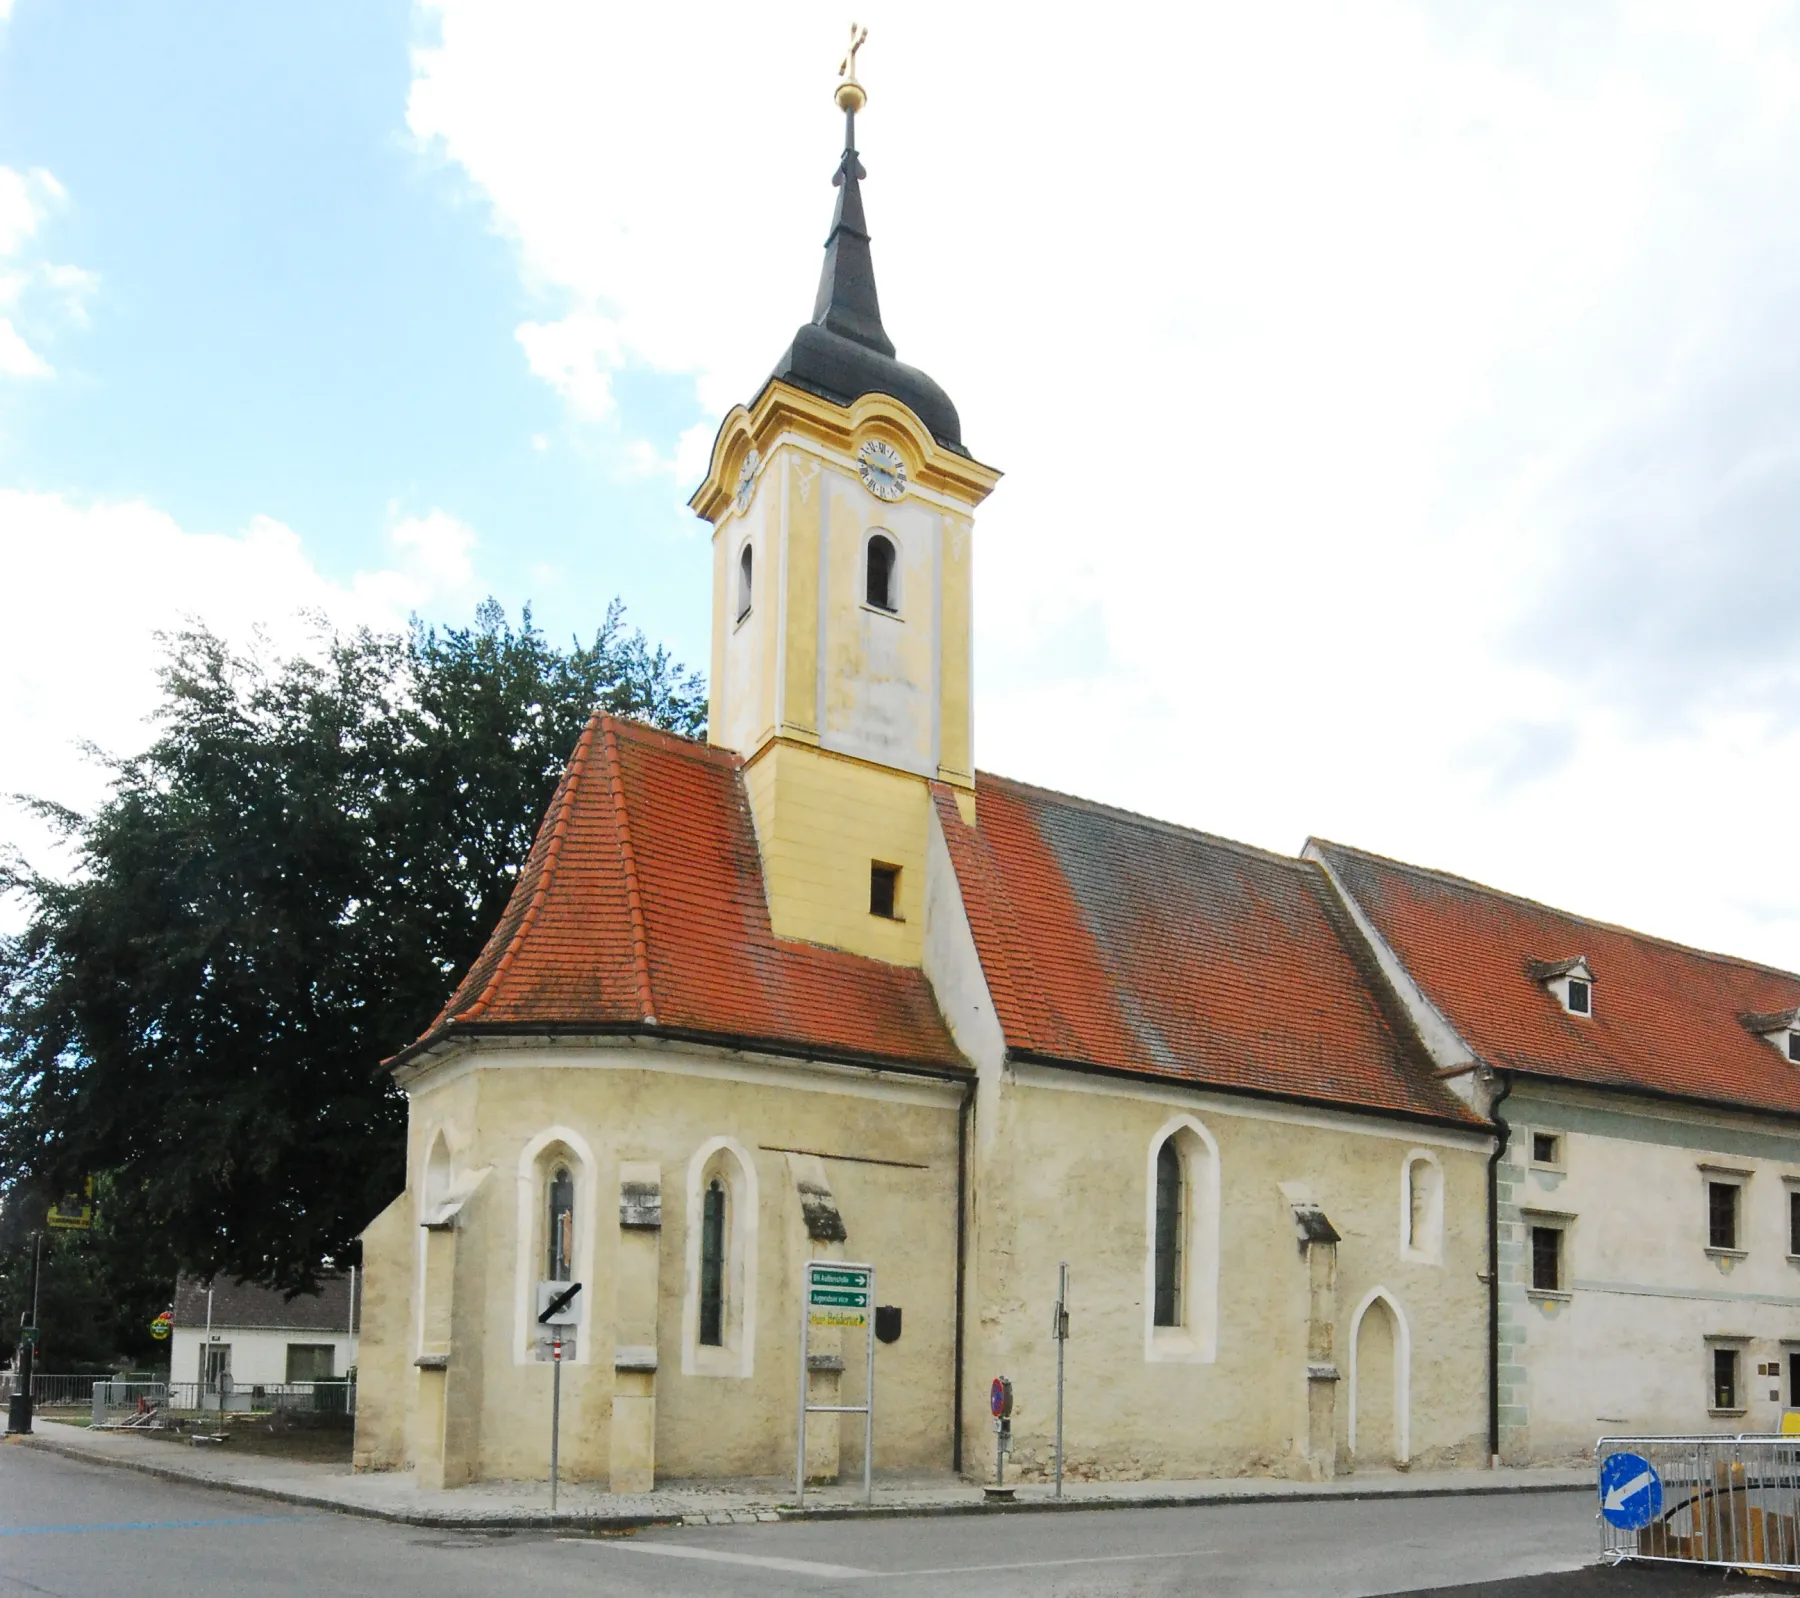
[807,1263,872,1327]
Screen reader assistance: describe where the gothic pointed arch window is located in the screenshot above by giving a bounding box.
[699,1178,727,1346]
[1154,1139,1183,1326]
[737,543,754,621]
[865,532,897,613]
[546,1164,575,1282]
[1145,1117,1220,1362]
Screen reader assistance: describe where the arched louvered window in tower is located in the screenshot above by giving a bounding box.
[865,533,897,612]
[737,544,753,621]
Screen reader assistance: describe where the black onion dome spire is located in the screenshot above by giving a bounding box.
[768,55,965,453]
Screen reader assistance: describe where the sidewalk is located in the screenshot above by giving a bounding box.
[7,1421,1592,1532]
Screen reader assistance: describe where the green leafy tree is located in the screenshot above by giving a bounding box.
[0,599,704,1297]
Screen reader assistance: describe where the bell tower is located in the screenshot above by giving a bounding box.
[690,30,999,966]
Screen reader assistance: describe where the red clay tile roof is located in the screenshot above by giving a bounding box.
[399,715,965,1075]
[1312,840,1800,1117]
[935,776,1482,1126]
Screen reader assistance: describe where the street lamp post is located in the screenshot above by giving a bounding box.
[8,1233,42,1435]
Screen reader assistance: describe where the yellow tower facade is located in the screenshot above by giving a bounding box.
[690,53,998,965]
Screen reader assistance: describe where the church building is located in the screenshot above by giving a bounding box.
[351,51,1506,1491]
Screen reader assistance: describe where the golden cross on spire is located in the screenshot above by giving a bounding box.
[835,22,868,113]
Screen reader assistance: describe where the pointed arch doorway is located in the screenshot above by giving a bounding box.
[1348,1288,1411,1470]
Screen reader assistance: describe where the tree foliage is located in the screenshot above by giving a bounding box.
[0,599,704,1295]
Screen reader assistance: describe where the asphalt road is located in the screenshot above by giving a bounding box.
[0,1443,1780,1598]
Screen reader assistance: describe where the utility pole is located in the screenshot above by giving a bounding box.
[8,1232,42,1435]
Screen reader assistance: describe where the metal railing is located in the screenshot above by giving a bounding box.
[0,1373,354,1417]
[0,1373,161,1408]
[1599,1434,1800,1573]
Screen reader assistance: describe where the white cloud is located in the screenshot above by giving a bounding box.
[0,317,49,377]
[0,167,64,259]
[0,164,92,378]
[514,311,622,421]
[0,492,487,901]
[403,3,1800,971]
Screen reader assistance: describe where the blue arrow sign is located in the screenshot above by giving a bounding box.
[1599,1452,1663,1530]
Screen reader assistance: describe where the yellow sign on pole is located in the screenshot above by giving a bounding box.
[46,1176,94,1231]
[150,1310,173,1341]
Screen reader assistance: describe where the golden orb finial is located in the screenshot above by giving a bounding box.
[835,21,868,114]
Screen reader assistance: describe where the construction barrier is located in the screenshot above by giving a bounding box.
[1598,1430,1800,1574]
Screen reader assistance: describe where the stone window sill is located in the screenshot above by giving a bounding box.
[1705,1247,1749,1261]
[1709,1408,1748,1419]
[1526,1288,1573,1303]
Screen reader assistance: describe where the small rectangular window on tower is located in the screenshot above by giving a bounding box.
[869,863,900,920]
[1709,1181,1740,1251]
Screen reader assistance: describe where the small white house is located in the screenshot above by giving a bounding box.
[171,1271,360,1398]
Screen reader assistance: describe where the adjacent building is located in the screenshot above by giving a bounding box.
[1311,840,1800,1462]
[173,1272,360,1400]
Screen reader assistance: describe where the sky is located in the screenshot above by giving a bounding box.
[4,2,1800,972]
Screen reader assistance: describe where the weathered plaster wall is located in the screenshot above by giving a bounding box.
[964,1065,1491,1482]
[364,1040,963,1485]
[1497,1081,1800,1463]
[742,739,933,965]
[352,1191,411,1471]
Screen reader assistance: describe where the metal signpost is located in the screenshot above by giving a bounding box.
[988,1375,1014,1499]
[1051,1261,1070,1498]
[537,1281,581,1512]
[796,1259,876,1508]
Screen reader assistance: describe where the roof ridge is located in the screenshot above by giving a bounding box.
[1310,837,1800,985]
[608,715,735,764]
[601,714,659,1026]
[463,711,600,1021]
[978,769,1310,872]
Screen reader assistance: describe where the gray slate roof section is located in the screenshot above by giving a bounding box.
[172,1271,359,1334]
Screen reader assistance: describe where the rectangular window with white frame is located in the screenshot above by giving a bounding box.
[1700,1165,1750,1256]
[1522,1209,1574,1298]
[1708,1339,1747,1415]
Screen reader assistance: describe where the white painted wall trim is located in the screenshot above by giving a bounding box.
[1011,1059,1493,1154]
[680,1136,759,1379]
[512,1126,598,1366]
[1143,1113,1221,1365]
[1347,1286,1412,1464]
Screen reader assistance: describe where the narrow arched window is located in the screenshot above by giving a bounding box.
[1153,1139,1183,1326]
[546,1165,575,1282]
[737,545,753,621]
[699,1178,727,1346]
[865,533,897,612]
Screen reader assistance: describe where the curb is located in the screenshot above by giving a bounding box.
[8,1432,1592,1532]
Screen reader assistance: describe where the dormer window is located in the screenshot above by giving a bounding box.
[1527,956,1595,1017]
[736,544,753,622]
[1738,1007,1800,1062]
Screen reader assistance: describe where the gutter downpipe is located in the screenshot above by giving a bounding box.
[1487,1069,1513,1468]
[952,1076,973,1475]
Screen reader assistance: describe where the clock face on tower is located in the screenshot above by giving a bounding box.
[856,439,907,503]
[735,449,760,514]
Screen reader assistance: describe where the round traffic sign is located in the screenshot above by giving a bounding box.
[990,1377,1011,1419]
[1599,1451,1663,1530]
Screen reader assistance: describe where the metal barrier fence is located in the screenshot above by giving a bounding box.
[1598,1435,1800,1573]
[0,1373,354,1417]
